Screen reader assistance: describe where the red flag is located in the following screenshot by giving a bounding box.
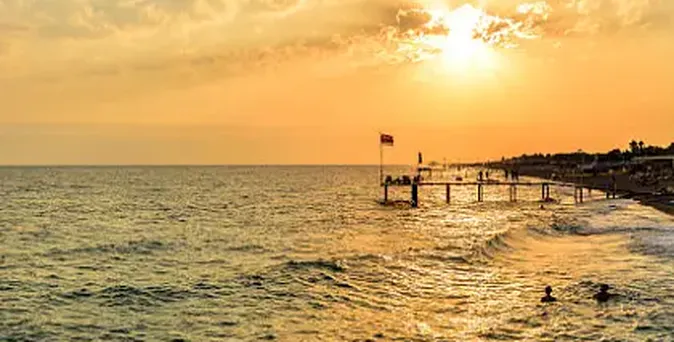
[380,134,394,146]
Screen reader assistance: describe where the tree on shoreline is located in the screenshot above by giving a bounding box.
[499,140,673,167]
[630,140,639,155]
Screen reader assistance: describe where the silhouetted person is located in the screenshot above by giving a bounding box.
[478,171,484,182]
[505,170,509,180]
[541,285,557,303]
[610,172,617,198]
[594,284,613,303]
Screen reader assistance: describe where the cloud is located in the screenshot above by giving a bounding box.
[0,0,315,42]
[0,22,29,33]
[0,0,671,83]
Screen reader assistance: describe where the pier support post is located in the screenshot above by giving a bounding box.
[509,184,517,202]
[477,184,483,202]
[411,182,419,208]
[541,184,545,201]
[384,184,389,203]
[580,186,584,203]
[446,184,451,204]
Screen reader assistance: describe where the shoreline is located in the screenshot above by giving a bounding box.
[494,165,674,216]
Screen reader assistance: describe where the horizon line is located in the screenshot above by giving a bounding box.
[0,163,434,168]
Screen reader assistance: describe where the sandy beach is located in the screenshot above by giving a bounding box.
[501,165,674,216]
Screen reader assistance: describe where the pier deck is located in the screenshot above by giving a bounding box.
[419,181,574,187]
[381,179,615,207]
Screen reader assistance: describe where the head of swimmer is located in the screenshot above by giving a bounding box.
[545,286,553,295]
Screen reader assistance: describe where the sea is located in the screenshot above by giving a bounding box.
[1,166,674,341]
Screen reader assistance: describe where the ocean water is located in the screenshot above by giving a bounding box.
[1,166,674,341]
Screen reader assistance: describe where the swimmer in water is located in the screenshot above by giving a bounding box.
[541,285,557,303]
[593,284,613,303]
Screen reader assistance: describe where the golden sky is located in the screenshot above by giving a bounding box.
[1,0,673,164]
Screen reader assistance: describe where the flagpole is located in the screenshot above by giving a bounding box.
[379,138,383,186]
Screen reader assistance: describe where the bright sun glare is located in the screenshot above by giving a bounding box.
[397,2,549,72]
[427,5,494,67]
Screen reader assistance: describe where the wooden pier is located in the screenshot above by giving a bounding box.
[375,135,618,208]
[382,180,615,208]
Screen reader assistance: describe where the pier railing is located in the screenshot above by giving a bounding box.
[381,180,617,208]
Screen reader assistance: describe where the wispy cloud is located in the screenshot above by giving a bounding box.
[0,0,671,90]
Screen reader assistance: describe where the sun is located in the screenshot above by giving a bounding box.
[393,2,551,72]
[390,1,551,79]
[423,4,497,69]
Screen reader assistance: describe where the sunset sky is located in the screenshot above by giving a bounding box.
[1,0,673,165]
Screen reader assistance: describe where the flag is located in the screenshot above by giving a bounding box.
[380,133,394,146]
[418,152,423,164]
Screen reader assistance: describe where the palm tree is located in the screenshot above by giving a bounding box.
[629,140,639,155]
[638,141,645,155]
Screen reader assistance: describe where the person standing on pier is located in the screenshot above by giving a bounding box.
[610,171,617,197]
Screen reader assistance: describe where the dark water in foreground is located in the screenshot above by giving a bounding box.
[1,166,674,341]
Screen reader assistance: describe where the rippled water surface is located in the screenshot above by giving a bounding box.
[2,166,674,341]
